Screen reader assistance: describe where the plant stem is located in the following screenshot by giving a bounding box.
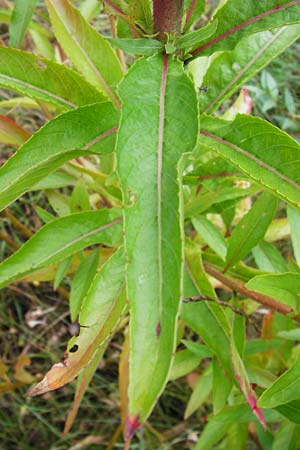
[153,0,183,40]
[203,262,294,317]
[4,208,33,238]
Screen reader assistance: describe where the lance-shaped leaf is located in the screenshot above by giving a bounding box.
[259,354,300,408]
[0,209,122,289]
[117,54,198,435]
[191,0,300,57]
[0,102,119,211]
[27,249,126,396]
[200,25,300,114]
[46,0,123,107]
[108,38,164,56]
[225,192,277,271]
[10,0,38,48]
[200,114,300,209]
[287,205,300,266]
[0,48,105,109]
[0,115,31,147]
[192,216,227,260]
[183,0,206,30]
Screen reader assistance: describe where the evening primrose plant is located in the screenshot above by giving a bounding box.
[1,0,300,448]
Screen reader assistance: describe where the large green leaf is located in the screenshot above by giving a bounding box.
[200,114,300,209]
[28,248,126,396]
[0,48,105,109]
[225,192,277,271]
[46,0,123,107]
[117,54,198,433]
[199,25,300,114]
[0,209,122,289]
[0,103,119,211]
[191,0,300,57]
[259,354,300,408]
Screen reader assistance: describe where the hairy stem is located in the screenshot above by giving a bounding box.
[153,0,183,40]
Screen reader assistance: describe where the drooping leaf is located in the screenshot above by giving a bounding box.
[69,249,100,322]
[108,38,164,56]
[0,209,122,289]
[225,192,277,271]
[116,54,198,433]
[191,0,300,57]
[287,205,300,266]
[10,0,38,48]
[200,114,300,209]
[252,240,289,273]
[63,344,105,434]
[53,255,72,290]
[0,48,106,109]
[246,273,300,311]
[0,103,119,211]
[199,25,300,114]
[27,248,126,396]
[45,0,123,106]
[259,354,300,408]
[182,340,213,359]
[185,364,213,419]
[0,115,31,147]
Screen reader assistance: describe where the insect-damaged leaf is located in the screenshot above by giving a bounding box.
[0,209,122,289]
[0,103,119,211]
[27,248,126,396]
[117,54,198,435]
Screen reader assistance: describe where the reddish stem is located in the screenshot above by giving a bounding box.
[192,0,300,56]
[153,0,183,40]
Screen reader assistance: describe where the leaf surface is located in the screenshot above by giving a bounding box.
[28,249,126,396]
[46,0,123,106]
[199,25,300,114]
[200,114,300,208]
[0,209,122,289]
[191,0,300,57]
[0,48,105,109]
[259,354,300,408]
[117,54,198,431]
[225,192,277,270]
[0,115,31,147]
[0,103,119,210]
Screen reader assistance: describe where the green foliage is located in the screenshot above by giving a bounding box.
[1,0,300,448]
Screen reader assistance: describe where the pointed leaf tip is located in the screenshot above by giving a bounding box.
[124,415,140,441]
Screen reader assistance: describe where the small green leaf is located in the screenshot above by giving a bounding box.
[182,340,213,359]
[177,20,218,51]
[185,364,213,419]
[259,354,300,408]
[252,240,289,273]
[0,48,106,109]
[225,192,277,270]
[192,216,227,260]
[0,209,122,289]
[0,103,119,211]
[53,255,72,289]
[27,248,126,396]
[169,349,201,381]
[183,0,206,30]
[46,0,123,106]
[212,358,233,414]
[246,273,300,310]
[108,38,164,56]
[69,249,99,322]
[10,0,38,48]
[70,180,90,213]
